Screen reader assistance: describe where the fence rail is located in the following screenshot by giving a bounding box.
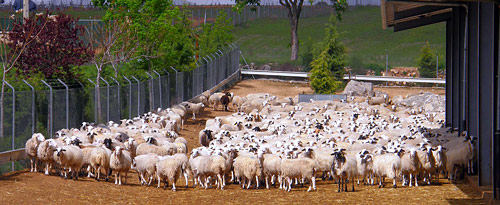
[0,44,241,174]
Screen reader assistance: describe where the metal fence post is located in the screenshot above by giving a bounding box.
[57,79,69,129]
[41,80,52,138]
[170,67,179,103]
[152,70,162,109]
[22,80,35,134]
[110,77,121,120]
[146,72,154,110]
[3,81,15,172]
[122,76,132,119]
[130,76,140,116]
[100,77,110,122]
[87,79,97,123]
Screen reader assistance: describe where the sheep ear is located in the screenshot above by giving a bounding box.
[62,149,66,152]
[442,147,447,150]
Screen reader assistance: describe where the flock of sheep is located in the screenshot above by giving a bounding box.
[23,89,475,192]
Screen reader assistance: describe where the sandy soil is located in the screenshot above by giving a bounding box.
[0,80,481,205]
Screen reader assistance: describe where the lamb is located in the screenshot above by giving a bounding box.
[199,129,214,147]
[110,146,132,185]
[220,92,232,111]
[209,92,233,111]
[331,149,358,192]
[53,145,84,180]
[37,139,58,175]
[25,133,45,172]
[233,155,262,189]
[132,153,160,186]
[280,156,316,192]
[400,149,421,187]
[181,102,205,120]
[156,153,189,191]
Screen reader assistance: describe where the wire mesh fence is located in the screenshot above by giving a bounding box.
[0,45,241,174]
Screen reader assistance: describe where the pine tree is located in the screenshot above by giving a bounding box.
[309,15,347,94]
[417,42,437,78]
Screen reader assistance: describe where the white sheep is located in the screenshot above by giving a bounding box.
[89,146,111,181]
[331,149,358,192]
[233,155,262,189]
[181,102,205,120]
[156,153,189,191]
[110,146,132,185]
[261,153,282,189]
[132,153,159,186]
[25,133,45,172]
[400,148,421,187]
[53,145,84,180]
[372,149,401,188]
[280,157,316,192]
[36,139,58,175]
[190,155,226,190]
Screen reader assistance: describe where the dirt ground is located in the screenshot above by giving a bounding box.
[0,80,481,204]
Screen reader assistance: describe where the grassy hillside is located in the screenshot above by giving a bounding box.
[233,6,446,70]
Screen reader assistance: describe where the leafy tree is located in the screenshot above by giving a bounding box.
[99,0,196,71]
[9,12,92,80]
[199,11,234,57]
[309,52,342,93]
[417,42,437,78]
[234,0,348,61]
[309,15,347,93]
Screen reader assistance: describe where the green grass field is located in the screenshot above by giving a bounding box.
[233,6,446,69]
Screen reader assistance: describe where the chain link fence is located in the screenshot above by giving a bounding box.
[0,45,241,174]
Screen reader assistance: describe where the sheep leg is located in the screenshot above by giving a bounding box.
[218,174,224,190]
[378,177,382,188]
[115,173,119,185]
[338,179,341,192]
[287,177,292,192]
[172,181,176,191]
[124,172,128,185]
[415,174,419,187]
[119,172,122,185]
[352,177,355,192]
[428,173,432,185]
[184,172,189,188]
[192,113,196,120]
[45,163,50,175]
[157,176,161,188]
[312,176,316,191]
[30,158,34,172]
[409,174,412,187]
[344,179,348,192]
[402,175,406,186]
[256,176,260,189]
[266,176,270,189]
[393,177,397,188]
[246,178,252,189]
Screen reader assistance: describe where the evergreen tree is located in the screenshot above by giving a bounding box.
[309,15,347,94]
[417,42,437,78]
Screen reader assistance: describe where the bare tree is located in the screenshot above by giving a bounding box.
[0,18,47,136]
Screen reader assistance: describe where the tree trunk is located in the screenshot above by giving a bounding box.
[96,69,102,123]
[281,0,303,61]
[0,73,5,137]
[290,17,299,61]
